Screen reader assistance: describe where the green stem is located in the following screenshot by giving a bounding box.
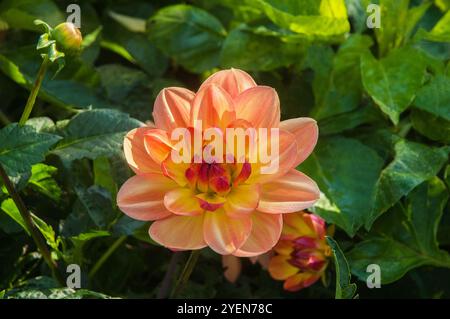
[157,251,184,299]
[0,164,64,286]
[19,56,50,126]
[89,236,126,279]
[170,250,201,298]
[0,109,11,126]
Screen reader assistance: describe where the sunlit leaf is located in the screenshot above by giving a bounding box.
[0,124,61,177]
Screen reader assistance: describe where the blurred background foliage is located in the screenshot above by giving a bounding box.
[0,0,449,298]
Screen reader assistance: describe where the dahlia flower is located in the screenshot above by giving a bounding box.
[117,69,320,256]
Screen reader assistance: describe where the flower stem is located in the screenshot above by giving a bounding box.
[89,235,127,279]
[170,250,201,298]
[0,109,11,126]
[157,251,184,299]
[0,164,64,286]
[18,56,50,126]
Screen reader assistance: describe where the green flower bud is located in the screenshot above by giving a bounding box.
[51,22,82,54]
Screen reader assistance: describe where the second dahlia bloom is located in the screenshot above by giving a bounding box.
[117,69,320,256]
[268,212,331,291]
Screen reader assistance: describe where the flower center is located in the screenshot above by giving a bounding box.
[288,236,327,272]
[184,161,251,211]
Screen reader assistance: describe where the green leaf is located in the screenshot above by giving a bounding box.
[435,0,450,11]
[28,163,61,202]
[0,0,64,32]
[253,0,350,41]
[97,64,148,102]
[67,230,111,265]
[36,33,54,50]
[51,109,141,163]
[408,179,449,255]
[424,10,450,42]
[1,198,29,235]
[404,2,431,41]
[0,208,23,234]
[0,123,61,177]
[25,117,55,132]
[220,25,306,71]
[368,0,430,54]
[445,165,450,190]
[4,276,115,299]
[147,4,226,73]
[74,185,116,229]
[70,230,110,243]
[203,0,264,24]
[300,137,384,236]
[132,222,159,245]
[318,105,383,135]
[0,48,115,110]
[356,128,401,162]
[1,198,59,251]
[366,140,449,229]
[31,212,59,252]
[308,34,374,120]
[113,215,145,236]
[411,108,450,143]
[95,64,155,121]
[80,24,102,65]
[47,43,65,63]
[361,48,426,124]
[108,10,146,33]
[349,177,450,284]
[345,0,368,33]
[414,74,450,121]
[102,15,168,78]
[326,237,357,299]
[5,288,114,299]
[93,157,118,202]
[61,201,97,238]
[373,0,409,56]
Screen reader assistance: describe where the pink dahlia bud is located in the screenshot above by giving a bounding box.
[51,22,82,54]
[268,211,331,292]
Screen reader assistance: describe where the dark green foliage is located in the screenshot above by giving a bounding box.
[0,0,449,299]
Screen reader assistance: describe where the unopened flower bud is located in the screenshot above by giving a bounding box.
[51,22,82,54]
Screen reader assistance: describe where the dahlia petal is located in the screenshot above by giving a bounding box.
[257,169,320,214]
[235,86,280,128]
[247,129,298,184]
[279,118,318,167]
[117,174,177,221]
[200,68,256,98]
[283,212,325,239]
[164,188,204,216]
[153,87,195,131]
[233,212,282,257]
[203,209,252,255]
[196,193,226,212]
[161,156,190,187]
[306,214,327,239]
[273,239,294,256]
[190,84,236,129]
[268,255,299,280]
[222,255,242,283]
[223,184,260,218]
[283,272,321,292]
[149,214,206,250]
[143,129,173,164]
[123,128,160,174]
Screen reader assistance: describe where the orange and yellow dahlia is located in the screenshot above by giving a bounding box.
[268,212,331,291]
[116,69,320,256]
